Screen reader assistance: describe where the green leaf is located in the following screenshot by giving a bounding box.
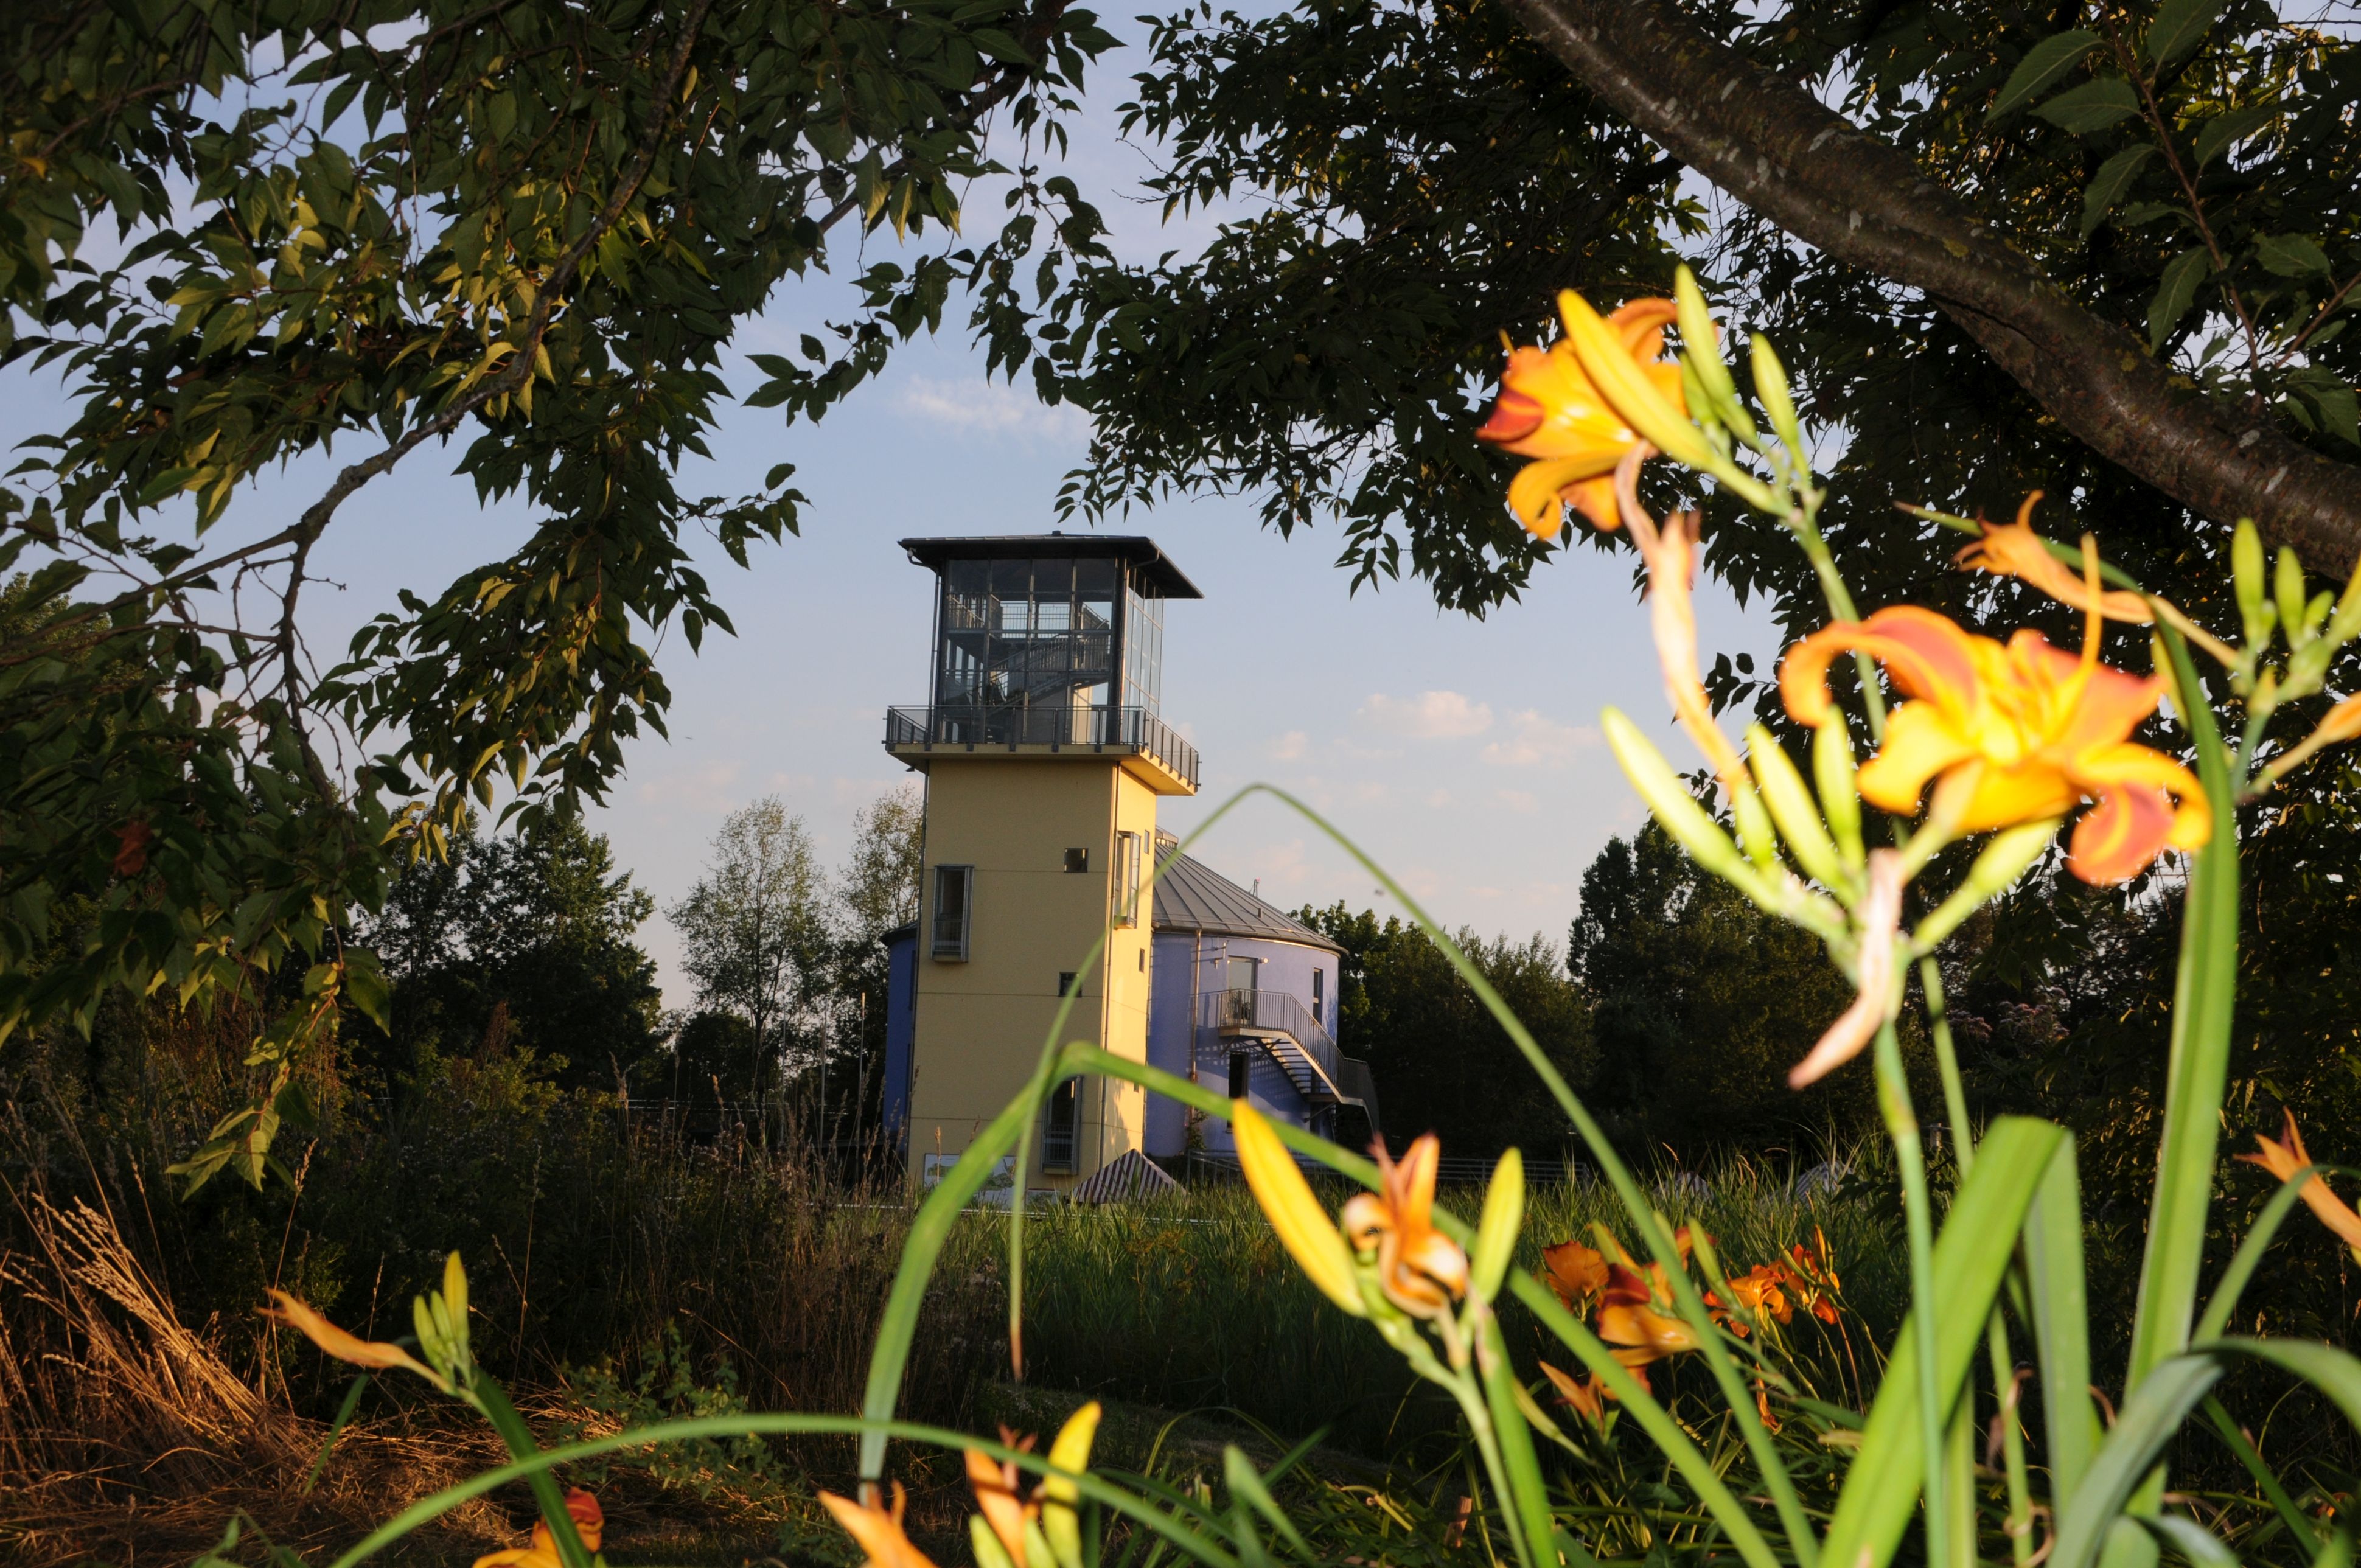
[2081,144,2160,236]
[2193,103,2276,168]
[2024,1134,2102,1502]
[2287,368,2361,446]
[2147,248,2214,350]
[2256,233,2333,277]
[2035,78,2141,133]
[2049,1353,2225,1568]
[1820,1117,2071,1568]
[2145,0,2225,68]
[1989,30,2102,118]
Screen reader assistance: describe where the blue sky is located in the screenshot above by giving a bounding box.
[1,29,1782,1006]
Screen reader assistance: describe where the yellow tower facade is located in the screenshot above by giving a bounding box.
[884,537,1200,1196]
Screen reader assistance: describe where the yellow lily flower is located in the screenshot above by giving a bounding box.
[1342,1133,1470,1319]
[1233,1099,1365,1316]
[471,1490,604,1568]
[1780,604,2208,884]
[1476,296,1687,537]
[260,1288,448,1392]
[822,1482,941,1568]
[1955,494,2153,623]
[2241,1110,2361,1258]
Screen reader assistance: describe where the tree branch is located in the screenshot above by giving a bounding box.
[1496,0,2361,577]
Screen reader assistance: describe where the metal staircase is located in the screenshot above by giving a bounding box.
[1196,986,1379,1134]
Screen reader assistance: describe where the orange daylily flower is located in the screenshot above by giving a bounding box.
[1721,1264,1795,1329]
[1540,1239,1610,1310]
[260,1289,447,1390]
[2241,1110,2361,1257]
[1539,1359,1611,1423]
[1956,495,2153,624]
[1780,604,2209,885]
[471,1490,604,1568]
[822,1482,941,1568]
[966,1428,1039,1563]
[1594,1262,1703,1387]
[1782,1229,1844,1325]
[1476,299,1685,537]
[1341,1134,1470,1318]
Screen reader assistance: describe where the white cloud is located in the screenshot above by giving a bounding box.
[1493,788,1540,814]
[1358,690,1494,739]
[1268,729,1310,762]
[1481,709,1598,768]
[896,375,1092,442]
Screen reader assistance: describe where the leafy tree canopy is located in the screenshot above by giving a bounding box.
[0,0,1111,1181]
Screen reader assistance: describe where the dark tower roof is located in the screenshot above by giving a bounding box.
[1151,845,1341,952]
[897,534,1204,599]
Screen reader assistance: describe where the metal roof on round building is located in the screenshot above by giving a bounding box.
[1150,838,1341,952]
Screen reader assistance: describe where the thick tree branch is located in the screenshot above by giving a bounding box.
[1497,0,2361,578]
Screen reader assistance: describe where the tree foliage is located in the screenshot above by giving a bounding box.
[360,815,664,1093]
[668,795,829,1089]
[0,0,1112,1182]
[1298,902,1593,1157]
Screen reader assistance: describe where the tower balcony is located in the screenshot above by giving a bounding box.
[884,703,1200,795]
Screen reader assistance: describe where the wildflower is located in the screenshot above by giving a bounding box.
[1233,1099,1364,1316]
[965,1429,1038,1563]
[1540,1239,1609,1309]
[1342,1133,1471,1319]
[260,1289,447,1392]
[1955,495,2152,623]
[1539,1359,1610,1423]
[2241,1110,2361,1258]
[470,1490,604,1568]
[1476,298,1686,537]
[822,1482,941,1568]
[1780,604,2209,884]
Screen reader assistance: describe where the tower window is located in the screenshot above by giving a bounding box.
[931,865,974,960]
[1112,831,1143,927]
[1064,847,1089,873]
[1059,971,1080,998]
[1042,1079,1079,1174]
[1313,967,1325,1025]
[1227,1050,1251,1100]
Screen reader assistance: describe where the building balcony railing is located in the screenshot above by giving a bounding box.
[885,703,1199,789]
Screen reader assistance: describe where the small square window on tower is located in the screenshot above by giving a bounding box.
[1064,847,1090,873]
[1059,971,1079,998]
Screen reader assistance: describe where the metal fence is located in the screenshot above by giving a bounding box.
[885,703,1201,787]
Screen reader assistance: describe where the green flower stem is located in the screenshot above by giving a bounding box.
[1475,1305,1572,1568]
[466,1370,592,1568]
[1989,1314,2034,1568]
[1874,1016,1947,1568]
[1919,957,1974,1171]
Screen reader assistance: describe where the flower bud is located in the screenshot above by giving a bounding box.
[1043,1401,1102,1568]
[1909,821,2058,952]
[1812,720,1865,874]
[2233,519,2272,649]
[2327,554,2361,649]
[1469,1148,1524,1304]
[1746,724,1846,890]
[2277,546,2311,649]
[1603,708,1749,885]
[1673,265,1757,444]
[1748,335,1804,459]
[1733,781,1781,871]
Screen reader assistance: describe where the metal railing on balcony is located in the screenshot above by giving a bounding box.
[884,703,1199,787]
[1197,986,1344,1104]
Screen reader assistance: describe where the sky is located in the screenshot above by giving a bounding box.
[0,26,1782,1009]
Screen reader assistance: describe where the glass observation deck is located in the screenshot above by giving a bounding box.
[885,536,1202,793]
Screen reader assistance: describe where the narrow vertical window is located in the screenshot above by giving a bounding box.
[1313,967,1326,1026]
[1112,831,1142,927]
[1227,1050,1251,1101]
[932,864,973,960]
[1042,1079,1079,1174]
